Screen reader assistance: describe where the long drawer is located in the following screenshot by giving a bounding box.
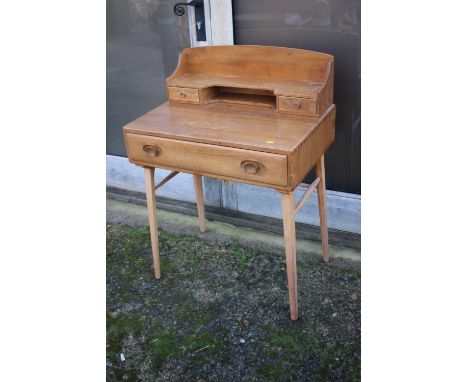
[125,133,288,187]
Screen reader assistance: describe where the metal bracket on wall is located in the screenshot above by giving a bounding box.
[173,1,206,41]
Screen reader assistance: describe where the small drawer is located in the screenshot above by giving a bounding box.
[168,86,200,103]
[277,96,318,116]
[125,133,288,187]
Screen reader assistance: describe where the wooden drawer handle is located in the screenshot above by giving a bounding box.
[143,145,162,157]
[240,160,262,175]
[179,91,186,98]
[294,98,302,110]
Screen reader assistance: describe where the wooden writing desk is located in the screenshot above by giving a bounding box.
[123,46,335,320]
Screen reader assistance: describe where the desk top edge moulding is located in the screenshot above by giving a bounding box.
[123,45,336,320]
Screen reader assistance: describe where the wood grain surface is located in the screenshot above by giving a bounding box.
[166,45,333,116]
[126,132,288,187]
[124,102,334,155]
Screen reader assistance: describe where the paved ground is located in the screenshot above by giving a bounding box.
[106,199,360,381]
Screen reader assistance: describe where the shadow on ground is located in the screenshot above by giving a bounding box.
[107,223,360,381]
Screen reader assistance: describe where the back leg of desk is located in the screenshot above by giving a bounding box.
[316,155,330,263]
[144,167,161,279]
[281,191,299,321]
[193,174,206,233]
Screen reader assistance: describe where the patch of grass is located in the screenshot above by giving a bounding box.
[315,340,361,381]
[297,260,320,271]
[160,259,172,272]
[335,267,361,280]
[122,227,150,255]
[128,226,150,241]
[257,362,287,382]
[182,253,200,267]
[256,358,297,382]
[297,259,361,281]
[174,300,220,327]
[270,330,303,354]
[185,331,220,353]
[230,245,257,268]
[107,312,144,357]
[146,329,180,367]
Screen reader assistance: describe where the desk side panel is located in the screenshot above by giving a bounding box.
[288,106,336,188]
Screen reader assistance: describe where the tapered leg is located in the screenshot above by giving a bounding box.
[144,167,161,279]
[316,155,330,263]
[193,174,206,232]
[281,191,298,321]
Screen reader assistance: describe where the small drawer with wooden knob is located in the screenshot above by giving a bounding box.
[168,86,200,103]
[125,133,288,187]
[277,96,318,116]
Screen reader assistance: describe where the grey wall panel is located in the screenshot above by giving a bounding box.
[107,155,197,204]
[236,183,361,234]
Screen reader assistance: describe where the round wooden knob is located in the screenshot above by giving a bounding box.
[240,160,262,175]
[143,145,162,157]
[179,91,186,98]
[294,98,302,110]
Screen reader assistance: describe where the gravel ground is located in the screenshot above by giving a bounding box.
[107,224,360,381]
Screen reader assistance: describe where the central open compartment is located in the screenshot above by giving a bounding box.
[206,86,276,108]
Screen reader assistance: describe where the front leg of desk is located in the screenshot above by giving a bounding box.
[193,174,206,233]
[281,191,299,321]
[144,167,161,279]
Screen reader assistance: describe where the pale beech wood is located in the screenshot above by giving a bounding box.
[281,192,298,321]
[294,177,320,214]
[154,171,179,190]
[193,175,206,232]
[144,167,161,279]
[316,155,330,263]
[126,133,288,187]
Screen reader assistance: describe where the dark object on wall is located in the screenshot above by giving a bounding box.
[173,0,206,41]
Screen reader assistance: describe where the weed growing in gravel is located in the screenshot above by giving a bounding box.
[185,331,221,352]
[107,312,144,358]
[230,245,258,268]
[146,329,180,366]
